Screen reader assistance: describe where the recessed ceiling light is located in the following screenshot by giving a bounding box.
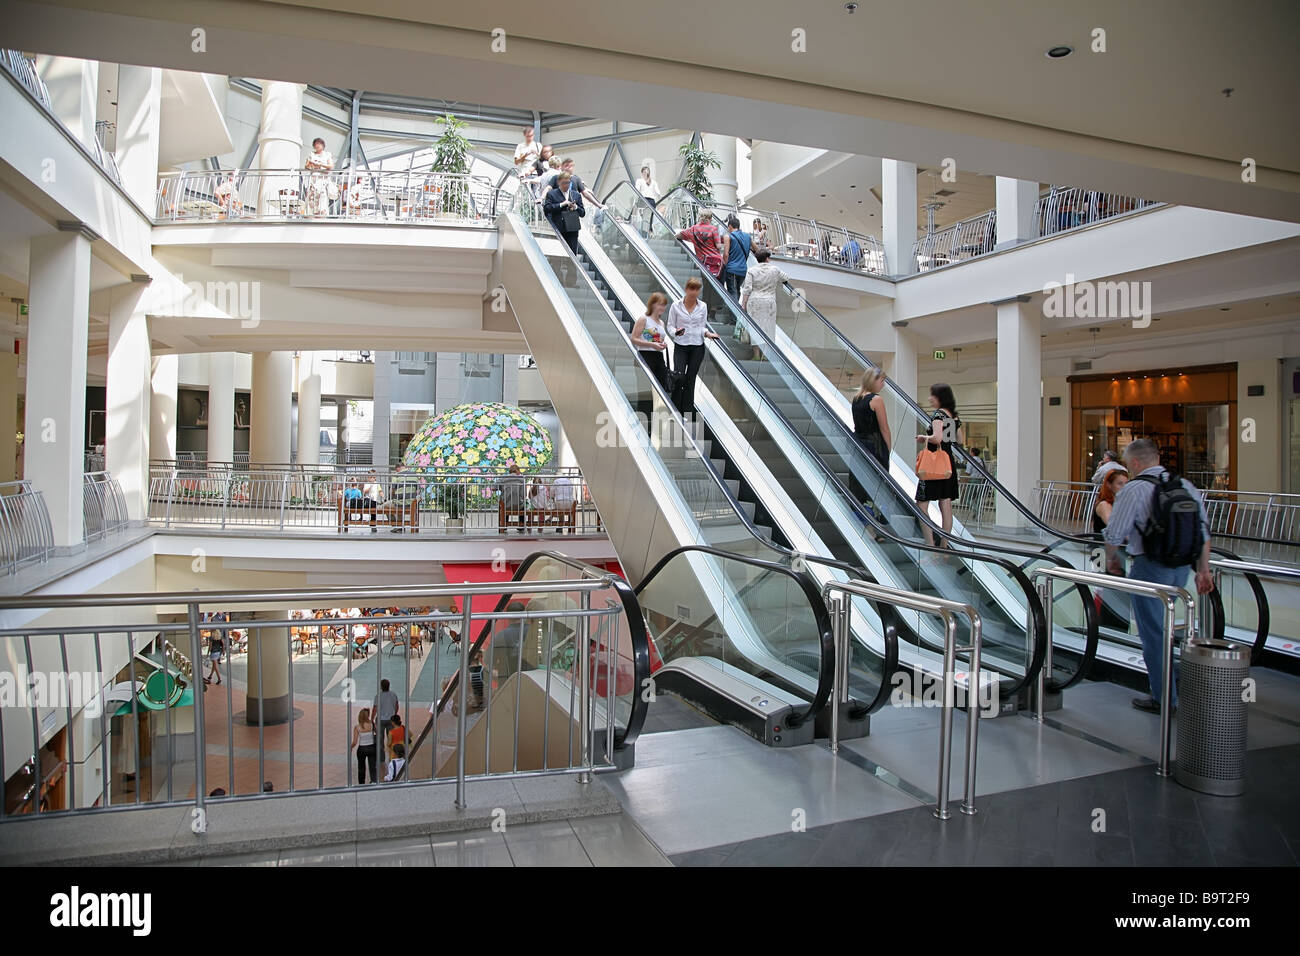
[850,184,857,189]
[1219,307,1230,311]
[1045,45,1073,59]
[844,2,858,12]
[820,194,827,198]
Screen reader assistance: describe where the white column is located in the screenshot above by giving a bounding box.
[106,282,151,518]
[995,176,1039,250]
[0,331,17,483]
[207,352,236,463]
[369,351,391,467]
[995,299,1042,526]
[882,159,917,277]
[296,352,322,466]
[150,355,178,461]
[25,228,92,548]
[885,326,919,410]
[35,56,99,147]
[256,81,306,214]
[701,133,738,208]
[250,352,293,464]
[114,65,162,212]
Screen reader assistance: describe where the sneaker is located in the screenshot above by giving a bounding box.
[1131,696,1175,716]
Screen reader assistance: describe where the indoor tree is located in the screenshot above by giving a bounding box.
[670,140,722,206]
[432,112,473,216]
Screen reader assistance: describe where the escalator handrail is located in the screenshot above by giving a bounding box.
[399,551,652,779]
[600,186,1079,694]
[636,543,838,725]
[1208,545,1271,664]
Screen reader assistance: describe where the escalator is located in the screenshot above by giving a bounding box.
[589,186,1099,703]
[487,214,900,744]
[641,186,1274,685]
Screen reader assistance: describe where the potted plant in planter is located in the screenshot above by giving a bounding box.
[670,139,722,221]
[441,481,466,532]
[432,112,472,219]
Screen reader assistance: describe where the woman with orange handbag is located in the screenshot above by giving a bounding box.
[915,383,964,547]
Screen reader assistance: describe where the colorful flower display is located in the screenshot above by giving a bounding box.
[400,402,554,506]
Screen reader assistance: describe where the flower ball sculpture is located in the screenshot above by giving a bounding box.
[401,402,554,506]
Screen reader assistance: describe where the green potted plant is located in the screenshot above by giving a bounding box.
[671,140,722,205]
[441,481,465,532]
[432,112,472,218]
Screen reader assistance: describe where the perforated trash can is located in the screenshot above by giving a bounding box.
[1175,638,1250,796]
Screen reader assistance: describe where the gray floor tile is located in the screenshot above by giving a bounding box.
[719,829,826,866]
[670,845,736,866]
[569,816,672,866]
[503,820,592,866]
[355,835,436,867]
[431,832,514,867]
[198,850,280,867]
[278,843,358,866]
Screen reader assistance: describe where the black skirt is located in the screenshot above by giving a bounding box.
[915,448,958,502]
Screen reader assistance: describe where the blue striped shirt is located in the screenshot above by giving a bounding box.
[1103,465,1210,557]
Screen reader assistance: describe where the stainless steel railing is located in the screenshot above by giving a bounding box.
[156,168,506,224]
[146,464,602,536]
[0,578,629,823]
[824,580,983,821]
[0,481,55,576]
[1037,186,1161,238]
[1205,557,1300,661]
[82,471,130,542]
[1030,566,1197,776]
[1035,480,1300,564]
[912,209,997,272]
[652,192,888,276]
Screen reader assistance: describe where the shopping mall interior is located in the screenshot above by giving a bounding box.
[0,0,1298,878]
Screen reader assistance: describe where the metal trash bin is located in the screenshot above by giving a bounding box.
[1175,638,1250,796]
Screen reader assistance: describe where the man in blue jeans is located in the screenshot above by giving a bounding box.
[722,214,751,299]
[1103,438,1214,715]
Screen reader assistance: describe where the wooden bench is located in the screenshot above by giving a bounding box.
[338,497,419,532]
[498,499,577,533]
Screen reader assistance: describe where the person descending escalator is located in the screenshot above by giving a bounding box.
[667,277,720,417]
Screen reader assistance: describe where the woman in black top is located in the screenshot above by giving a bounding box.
[543,173,585,252]
[915,382,963,547]
[851,368,892,469]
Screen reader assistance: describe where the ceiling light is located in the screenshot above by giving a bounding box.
[1045,46,1073,59]
[844,2,858,11]
[820,193,827,198]
[1219,306,1230,311]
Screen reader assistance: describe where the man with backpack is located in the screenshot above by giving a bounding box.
[1103,438,1214,715]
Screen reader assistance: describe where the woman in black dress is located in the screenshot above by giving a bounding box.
[915,382,963,547]
[851,368,892,469]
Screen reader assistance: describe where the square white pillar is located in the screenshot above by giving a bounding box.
[106,282,151,518]
[114,65,162,212]
[150,354,178,461]
[250,352,293,464]
[882,159,917,277]
[884,326,919,412]
[296,352,322,466]
[26,228,93,548]
[995,299,1042,527]
[369,351,391,467]
[206,352,236,463]
[995,177,1039,250]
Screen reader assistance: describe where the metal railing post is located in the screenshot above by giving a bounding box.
[935,609,958,820]
[828,594,845,753]
[454,592,472,809]
[1035,577,1053,721]
[961,612,983,816]
[1159,595,1178,777]
[187,602,207,830]
[578,588,592,784]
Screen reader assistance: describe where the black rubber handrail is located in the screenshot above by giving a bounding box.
[399,550,651,779]
[636,544,839,726]
[599,186,1080,695]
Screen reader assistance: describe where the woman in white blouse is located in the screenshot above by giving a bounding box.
[305,137,335,217]
[668,277,719,415]
[739,248,790,360]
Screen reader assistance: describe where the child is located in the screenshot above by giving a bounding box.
[384,743,407,781]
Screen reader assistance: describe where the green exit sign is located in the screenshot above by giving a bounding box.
[19,304,28,315]
[933,349,946,360]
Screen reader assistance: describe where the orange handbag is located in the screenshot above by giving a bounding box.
[915,446,952,481]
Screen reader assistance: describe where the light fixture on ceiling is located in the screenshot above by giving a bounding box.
[1045,46,1073,59]
[1089,326,1100,356]
[953,347,962,372]
[1220,307,1231,311]
[844,2,858,12]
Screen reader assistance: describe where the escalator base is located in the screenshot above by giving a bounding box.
[814,701,871,742]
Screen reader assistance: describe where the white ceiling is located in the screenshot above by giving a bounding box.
[9,0,1298,222]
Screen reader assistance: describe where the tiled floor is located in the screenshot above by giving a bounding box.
[670,743,1300,866]
[160,816,671,867]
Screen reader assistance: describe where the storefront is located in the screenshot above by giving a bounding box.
[1070,363,1236,487]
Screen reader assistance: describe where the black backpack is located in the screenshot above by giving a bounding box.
[1133,471,1204,567]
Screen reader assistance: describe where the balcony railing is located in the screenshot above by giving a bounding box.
[0,480,55,575]
[156,169,508,225]
[147,464,604,537]
[911,187,1162,274]
[83,471,130,542]
[654,192,888,276]
[2,50,122,188]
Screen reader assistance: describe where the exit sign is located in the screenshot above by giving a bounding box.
[19,304,27,315]
[933,349,946,360]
